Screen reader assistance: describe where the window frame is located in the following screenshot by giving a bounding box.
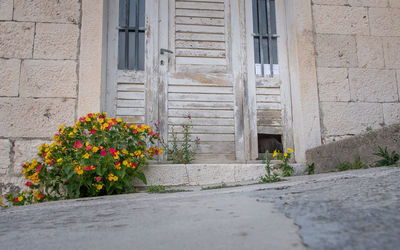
[117,0,146,71]
[252,0,278,76]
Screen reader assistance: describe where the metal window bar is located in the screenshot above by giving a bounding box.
[118,0,146,70]
[253,0,277,76]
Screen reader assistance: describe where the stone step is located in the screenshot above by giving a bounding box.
[306,123,400,174]
[133,163,306,187]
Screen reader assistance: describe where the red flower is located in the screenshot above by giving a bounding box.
[132,129,138,134]
[86,145,92,150]
[25,181,32,187]
[40,194,45,199]
[149,131,154,135]
[79,117,86,123]
[155,150,159,154]
[95,176,102,182]
[49,161,54,166]
[35,164,42,173]
[132,163,137,168]
[14,198,18,203]
[90,129,96,135]
[138,125,142,128]
[74,141,83,149]
[110,148,117,154]
[100,150,107,156]
[88,113,93,118]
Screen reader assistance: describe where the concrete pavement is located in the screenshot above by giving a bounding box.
[1,167,399,250]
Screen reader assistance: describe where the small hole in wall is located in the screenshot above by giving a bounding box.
[257,134,283,160]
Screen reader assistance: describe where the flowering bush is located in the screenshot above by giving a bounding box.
[273,148,294,177]
[2,112,162,205]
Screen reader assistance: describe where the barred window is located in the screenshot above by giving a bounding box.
[252,0,278,76]
[118,0,145,70]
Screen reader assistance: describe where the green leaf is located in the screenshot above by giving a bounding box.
[135,171,147,185]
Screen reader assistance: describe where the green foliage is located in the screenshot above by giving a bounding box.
[146,185,165,193]
[337,155,368,171]
[304,163,315,175]
[160,116,200,164]
[374,146,399,167]
[273,148,294,177]
[337,162,351,171]
[146,185,191,194]
[260,150,281,183]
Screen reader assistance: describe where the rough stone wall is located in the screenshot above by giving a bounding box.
[0,0,81,194]
[312,0,400,143]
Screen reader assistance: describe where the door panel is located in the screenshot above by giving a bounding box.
[166,0,236,162]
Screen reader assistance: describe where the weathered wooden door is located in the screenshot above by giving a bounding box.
[158,0,237,162]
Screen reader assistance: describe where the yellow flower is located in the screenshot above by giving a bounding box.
[92,146,99,153]
[284,153,288,157]
[96,184,103,190]
[113,155,119,160]
[273,150,278,157]
[83,153,90,159]
[116,118,122,123]
[108,173,118,182]
[121,149,129,155]
[18,196,23,202]
[85,117,91,122]
[123,160,128,166]
[99,118,104,123]
[0,196,2,206]
[75,166,83,175]
[159,148,163,154]
[73,128,78,134]
[287,148,294,153]
[57,158,62,163]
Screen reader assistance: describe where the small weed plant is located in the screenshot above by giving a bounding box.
[304,163,315,175]
[374,146,399,167]
[146,185,166,193]
[159,115,200,164]
[338,155,368,171]
[260,150,281,183]
[1,112,162,207]
[273,148,294,177]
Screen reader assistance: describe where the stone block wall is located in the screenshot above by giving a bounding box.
[0,0,81,194]
[312,0,400,143]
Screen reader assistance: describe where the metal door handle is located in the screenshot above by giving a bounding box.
[160,48,173,55]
